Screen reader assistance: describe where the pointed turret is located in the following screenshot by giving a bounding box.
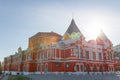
[63,19,83,40]
[65,19,82,34]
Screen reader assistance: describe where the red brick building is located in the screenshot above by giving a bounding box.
[114,57,120,71]
[4,19,114,74]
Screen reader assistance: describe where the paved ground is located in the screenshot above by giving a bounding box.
[1,75,9,80]
[2,73,120,80]
[27,73,120,80]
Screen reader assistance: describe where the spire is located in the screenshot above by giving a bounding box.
[63,19,83,40]
[65,19,82,35]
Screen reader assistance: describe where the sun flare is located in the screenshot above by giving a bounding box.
[84,12,108,40]
[87,24,101,40]
[86,17,104,40]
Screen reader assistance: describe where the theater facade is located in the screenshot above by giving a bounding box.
[4,19,114,74]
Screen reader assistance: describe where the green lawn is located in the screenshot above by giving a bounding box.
[8,75,30,80]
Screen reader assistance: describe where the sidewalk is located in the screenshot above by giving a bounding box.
[1,75,9,80]
[27,73,120,80]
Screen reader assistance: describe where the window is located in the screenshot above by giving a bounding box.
[108,66,111,71]
[55,62,61,67]
[75,45,83,58]
[27,54,31,60]
[93,52,96,60]
[46,51,48,60]
[108,51,112,60]
[99,66,103,72]
[75,46,79,58]
[93,66,97,72]
[71,48,74,56]
[84,65,89,71]
[25,64,29,72]
[79,48,83,58]
[44,52,47,60]
[99,53,102,60]
[37,53,40,59]
[66,62,71,68]
[86,51,89,59]
[110,53,112,60]
[39,53,41,60]
[41,53,44,60]
[80,65,84,71]
[37,64,40,71]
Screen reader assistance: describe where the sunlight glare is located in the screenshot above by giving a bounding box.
[85,14,106,40]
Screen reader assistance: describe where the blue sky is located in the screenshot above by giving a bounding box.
[0,0,120,61]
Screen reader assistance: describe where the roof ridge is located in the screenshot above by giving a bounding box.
[29,31,62,39]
